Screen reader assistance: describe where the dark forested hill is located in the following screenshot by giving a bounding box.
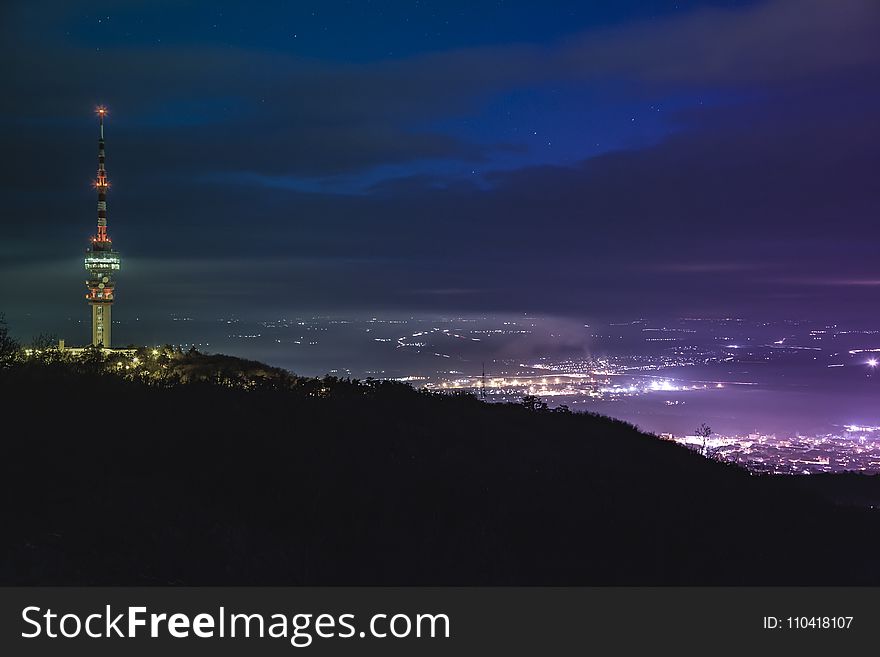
[2,352,879,585]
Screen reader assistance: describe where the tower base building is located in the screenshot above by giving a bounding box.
[90,302,111,348]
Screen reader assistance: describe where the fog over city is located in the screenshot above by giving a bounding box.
[14,311,878,474]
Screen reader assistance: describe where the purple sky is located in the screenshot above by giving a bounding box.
[1,0,879,328]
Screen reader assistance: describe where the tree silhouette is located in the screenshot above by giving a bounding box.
[696,423,712,457]
[30,333,59,351]
[0,313,19,367]
[520,394,548,412]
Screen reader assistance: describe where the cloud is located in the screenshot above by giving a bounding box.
[644,262,775,274]
[1,1,878,322]
[557,0,880,84]
[2,0,878,182]
[777,278,880,287]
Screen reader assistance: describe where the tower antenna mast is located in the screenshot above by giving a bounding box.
[84,106,121,347]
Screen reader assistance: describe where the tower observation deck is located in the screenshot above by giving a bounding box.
[84,106,121,347]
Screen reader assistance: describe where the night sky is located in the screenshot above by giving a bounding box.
[2,0,879,330]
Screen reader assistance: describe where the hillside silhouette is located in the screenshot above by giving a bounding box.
[2,344,879,585]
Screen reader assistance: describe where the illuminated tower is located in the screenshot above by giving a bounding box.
[84,106,121,347]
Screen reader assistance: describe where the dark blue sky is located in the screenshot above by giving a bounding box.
[1,0,879,331]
